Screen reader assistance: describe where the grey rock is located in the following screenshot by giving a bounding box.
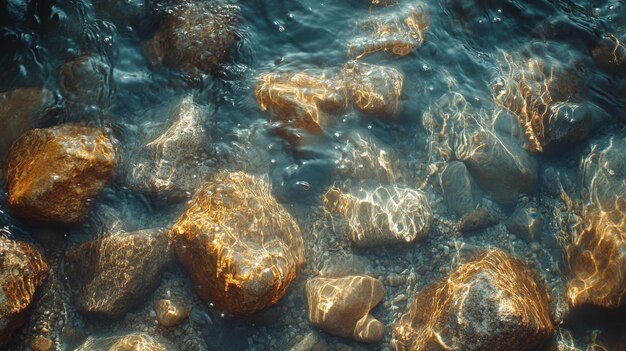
[458,207,500,233]
[505,206,541,241]
[440,161,482,216]
[58,54,113,108]
[75,333,171,351]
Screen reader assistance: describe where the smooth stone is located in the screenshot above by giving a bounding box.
[5,124,116,223]
[0,237,49,348]
[440,161,482,216]
[342,61,404,117]
[155,299,190,327]
[58,53,113,108]
[75,334,171,351]
[505,205,541,241]
[169,171,305,316]
[65,229,173,319]
[392,249,554,350]
[592,34,626,74]
[457,207,500,233]
[290,332,328,351]
[306,275,385,343]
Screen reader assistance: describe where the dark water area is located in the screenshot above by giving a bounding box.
[0,0,625,350]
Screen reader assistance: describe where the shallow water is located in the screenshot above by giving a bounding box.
[1,0,626,350]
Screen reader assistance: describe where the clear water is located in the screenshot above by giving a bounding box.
[1,0,625,350]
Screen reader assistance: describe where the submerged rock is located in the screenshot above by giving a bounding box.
[306,275,385,343]
[342,61,404,117]
[592,34,626,74]
[457,207,500,233]
[0,237,49,348]
[155,298,190,327]
[58,53,113,108]
[126,95,213,200]
[567,136,626,308]
[5,124,117,223]
[144,0,239,76]
[440,161,482,216]
[75,334,170,351]
[456,130,538,205]
[336,133,399,184]
[256,70,348,133]
[169,171,305,315]
[348,3,429,58]
[324,186,432,247]
[65,229,173,319]
[0,87,54,160]
[290,332,328,351]
[392,249,554,350]
[505,205,541,241]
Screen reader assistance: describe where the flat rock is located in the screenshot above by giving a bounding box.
[323,185,432,247]
[75,334,170,351]
[125,95,213,200]
[0,237,49,348]
[306,275,385,343]
[65,229,173,319]
[392,249,554,350]
[169,171,305,315]
[342,61,404,117]
[457,207,500,233]
[5,124,117,223]
[144,0,239,77]
[0,87,54,160]
[567,136,626,308]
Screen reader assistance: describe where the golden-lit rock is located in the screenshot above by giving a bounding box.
[342,61,404,117]
[31,335,54,351]
[65,229,173,319]
[256,71,348,133]
[323,185,432,247]
[337,133,399,184]
[348,3,429,58]
[58,53,113,108]
[169,171,305,316]
[5,124,117,223]
[567,137,626,308]
[126,95,213,199]
[155,298,190,327]
[143,0,239,76]
[392,249,554,351]
[76,334,170,351]
[306,275,385,343]
[0,237,49,348]
[493,55,591,152]
[0,87,54,159]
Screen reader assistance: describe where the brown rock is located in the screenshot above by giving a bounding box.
[144,0,239,76]
[323,185,432,247]
[76,334,170,351]
[65,229,173,319]
[256,70,348,133]
[306,275,385,343]
[392,249,554,351]
[32,335,54,351]
[0,237,49,348]
[567,136,626,308]
[58,54,113,108]
[155,298,190,327]
[126,95,213,199]
[348,3,429,58]
[337,133,399,184]
[342,61,404,117]
[0,87,54,159]
[5,124,116,223]
[169,171,305,315]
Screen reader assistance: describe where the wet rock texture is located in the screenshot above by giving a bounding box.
[323,185,432,247]
[349,3,429,58]
[126,95,213,200]
[65,229,173,319]
[58,54,113,108]
[440,161,482,216]
[169,171,305,315]
[144,0,239,76]
[392,250,554,351]
[155,298,190,327]
[592,34,626,73]
[0,237,49,348]
[0,87,54,159]
[567,137,626,308]
[493,57,591,153]
[5,124,117,223]
[342,61,404,116]
[75,334,170,351]
[306,275,385,343]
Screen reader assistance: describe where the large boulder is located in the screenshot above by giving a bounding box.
[65,229,173,319]
[143,0,239,77]
[567,136,626,308]
[0,87,54,160]
[168,171,305,315]
[342,61,404,117]
[125,95,213,200]
[0,237,49,348]
[5,124,117,223]
[392,249,554,351]
[348,3,429,58]
[323,185,432,247]
[75,334,170,351]
[306,275,385,343]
